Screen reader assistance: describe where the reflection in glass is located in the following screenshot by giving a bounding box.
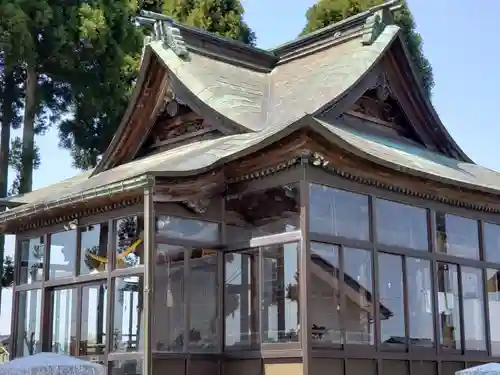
[153,245,184,352]
[309,184,369,241]
[484,223,500,263]
[487,268,500,355]
[16,289,42,357]
[80,283,107,356]
[109,359,143,375]
[51,288,77,355]
[262,243,299,343]
[436,213,479,259]
[80,223,109,274]
[437,263,461,350]
[156,216,220,243]
[113,276,144,352]
[116,217,144,268]
[406,258,434,346]
[224,250,259,348]
[343,248,374,345]
[225,184,299,242]
[20,237,44,284]
[310,243,341,344]
[49,230,77,279]
[378,253,405,345]
[188,248,218,351]
[461,267,486,351]
[376,200,428,250]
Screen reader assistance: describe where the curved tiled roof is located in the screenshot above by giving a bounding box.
[316,119,500,195]
[148,25,399,132]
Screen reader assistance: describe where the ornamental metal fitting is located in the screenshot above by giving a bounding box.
[137,10,189,59]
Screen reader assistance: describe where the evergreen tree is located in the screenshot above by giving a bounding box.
[302,0,434,97]
[58,1,143,170]
[163,0,256,45]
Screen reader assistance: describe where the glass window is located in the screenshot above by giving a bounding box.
[376,200,428,250]
[20,237,44,284]
[484,222,500,263]
[109,359,143,375]
[487,268,500,355]
[309,184,369,241]
[113,276,144,352]
[225,184,300,242]
[224,250,259,348]
[343,247,374,345]
[461,267,486,351]
[436,213,479,259]
[49,230,77,279]
[378,253,405,345]
[80,223,109,275]
[406,258,434,347]
[188,248,218,351]
[80,283,107,356]
[116,217,144,269]
[51,288,77,355]
[16,289,42,357]
[153,244,185,352]
[310,242,341,345]
[437,263,461,350]
[261,243,299,344]
[156,216,220,243]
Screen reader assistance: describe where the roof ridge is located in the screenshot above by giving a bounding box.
[269,0,400,58]
[137,10,275,61]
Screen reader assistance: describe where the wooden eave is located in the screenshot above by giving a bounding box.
[316,29,472,163]
[386,35,472,162]
[93,49,166,175]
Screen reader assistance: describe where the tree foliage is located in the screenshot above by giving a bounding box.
[302,0,434,97]
[57,1,143,170]
[1,256,13,288]
[162,0,256,45]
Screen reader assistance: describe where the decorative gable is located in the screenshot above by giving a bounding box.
[343,73,424,145]
[136,99,223,158]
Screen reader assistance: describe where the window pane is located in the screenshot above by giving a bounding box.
[16,289,42,357]
[461,267,486,351]
[487,268,500,355]
[113,276,144,352]
[376,200,428,250]
[343,247,374,345]
[80,283,107,356]
[51,288,77,355]
[188,249,218,351]
[224,249,259,348]
[309,184,369,241]
[406,258,434,346]
[484,223,500,263]
[153,245,184,352]
[156,216,220,243]
[20,238,44,284]
[310,242,341,345]
[436,213,479,259]
[378,253,405,345]
[80,223,109,275]
[109,359,143,375]
[116,217,144,269]
[262,243,299,344]
[49,230,77,279]
[437,263,461,350]
[225,184,299,242]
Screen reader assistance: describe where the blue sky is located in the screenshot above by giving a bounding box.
[1,0,498,333]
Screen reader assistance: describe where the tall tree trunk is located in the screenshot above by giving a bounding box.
[0,71,15,308]
[19,65,37,195]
